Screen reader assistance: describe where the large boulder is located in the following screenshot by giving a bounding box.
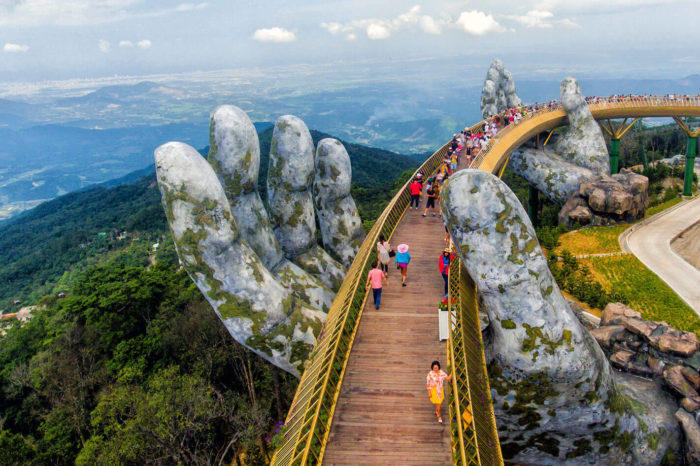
[480,59,522,118]
[441,170,673,464]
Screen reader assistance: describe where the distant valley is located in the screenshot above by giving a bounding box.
[1,71,699,220]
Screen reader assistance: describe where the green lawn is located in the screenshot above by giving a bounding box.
[585,254,700,337]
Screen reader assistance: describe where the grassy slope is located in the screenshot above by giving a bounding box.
[554,198,699,336]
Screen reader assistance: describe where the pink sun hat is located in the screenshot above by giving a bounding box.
[397,244,409,254]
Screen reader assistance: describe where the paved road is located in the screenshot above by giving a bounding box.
[623,195,700,315]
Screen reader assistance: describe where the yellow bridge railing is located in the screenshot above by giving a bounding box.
[446,256,503,466]
[271,138,454,465]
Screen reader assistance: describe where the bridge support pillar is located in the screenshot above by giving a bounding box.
[610,138,620,175]
[528,185,539,227]
[684,136,697,196]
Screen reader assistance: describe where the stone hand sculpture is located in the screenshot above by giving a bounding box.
[509,77,648,226]
[441,170,676,464]
[480,58,522,119]
[155,105,364,376]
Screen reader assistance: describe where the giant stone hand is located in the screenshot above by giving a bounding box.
[155,106,364,376]
[442,170,676,464]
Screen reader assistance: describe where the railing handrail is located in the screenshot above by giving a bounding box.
[271,120,485,465]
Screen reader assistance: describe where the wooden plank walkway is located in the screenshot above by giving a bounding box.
[323,175,456,465]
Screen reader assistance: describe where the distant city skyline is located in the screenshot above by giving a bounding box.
[1,0,699,85]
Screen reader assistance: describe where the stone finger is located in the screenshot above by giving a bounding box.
[314,138,365,266]
[267,115,347,290]
[155,141,325,376]
[208,105,336,306]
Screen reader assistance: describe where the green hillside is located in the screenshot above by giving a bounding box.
[0,131,418,311]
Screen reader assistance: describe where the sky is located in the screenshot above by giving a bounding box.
[1,0,700,83]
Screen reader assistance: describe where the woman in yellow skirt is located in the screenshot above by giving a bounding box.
[426,360,452,423]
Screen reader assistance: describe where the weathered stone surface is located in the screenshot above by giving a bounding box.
[602,303,642,326]
[655,329,699,357]
[293,246,346,292]
[314,138,365,266]
[267,115,317,257]
[624,318,657,340]
[682,367,700,391]
[682,396,700,412]
[208,105,284,271]
[647,356,666,376]
[591,325,626,350]
[442,170,667,464]
[687,352,700,371]
[675,408,700,464]
[664,365,700,399]
[480,59,521,118]
[627,361,656,378]
[155,142,325,376]
[506,76,649,227]
[552,77,609,175]
[509,147,595,204]
[611,349,635,369]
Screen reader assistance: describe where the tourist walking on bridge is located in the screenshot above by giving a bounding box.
[409,178,422,209]
[376,234,392,274]
[366,261,387,310]
[427,360,451,423]
[439,248,455,298]
[394,243,410,286]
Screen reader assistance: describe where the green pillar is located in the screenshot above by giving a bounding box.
[528,185,539,227]
[684,136,697,197]
[609,138,620,175]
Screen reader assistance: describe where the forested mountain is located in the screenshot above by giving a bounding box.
[0,128,417,311]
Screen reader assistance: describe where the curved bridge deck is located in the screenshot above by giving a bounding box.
[323,193,452,464]
[272,96,700,466]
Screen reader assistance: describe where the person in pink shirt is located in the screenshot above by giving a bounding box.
[426,360,452,423]
[366,261,388,310]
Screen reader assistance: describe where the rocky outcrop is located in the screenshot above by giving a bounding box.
[442,170,673,464]
[480,59,522,119]
[676,408,700,465]
[314,138,365,266]
[508,76,649,227]
[559,169,649,227]
[155,108,365,376]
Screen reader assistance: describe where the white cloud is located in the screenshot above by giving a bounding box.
[3,43,29,53]
[0,0,210,28]
[420,16,441,35]
[98,39,110,53]
[137,39,152,49]
[253,27,296,43]
[366,22,391,40]
[175,2,209,12]
[321,5,442,40]
[507,9,580,28]
[119,40,134,47]
[455,10,505,35]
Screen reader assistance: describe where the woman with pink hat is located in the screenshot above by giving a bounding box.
[394,243,411,286]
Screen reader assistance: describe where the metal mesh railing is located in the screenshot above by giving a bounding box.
[270,138,454,465]
[446,255,503,466]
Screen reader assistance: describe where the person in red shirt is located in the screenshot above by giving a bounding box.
[366,261,388,309]
[439,248,455,297]
[409,178,422,209]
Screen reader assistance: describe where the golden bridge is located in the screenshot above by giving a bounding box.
[271,96,700,465]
